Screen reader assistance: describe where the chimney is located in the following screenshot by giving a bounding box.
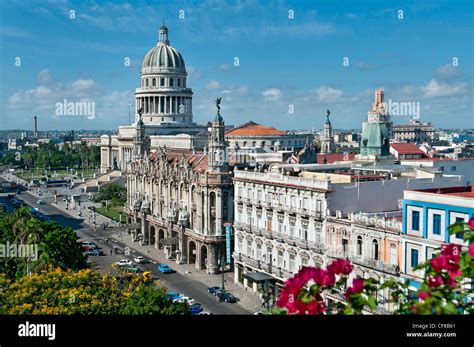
[33,116,38,140]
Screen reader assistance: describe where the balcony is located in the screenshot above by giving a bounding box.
[244,198,252,205]
[309,242,327,254]
[262,230,273,239]
[349,256,401,275]
[272,231,284,242]
[262,201,272,209]
[298,208,309,217]
[235,196,243,204]
[284,234,297,246]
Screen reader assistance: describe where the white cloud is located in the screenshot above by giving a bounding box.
[315,86,343,101]
[206,80,221,90]
[422,79,466,98]
[434,64,460,81]
[262,88,281,101]
[218,64,230,71]
[37,69,52,84]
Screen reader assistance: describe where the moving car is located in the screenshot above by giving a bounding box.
[198,311,213,315]
[115,259,133,267]
[81,241,97,251]
[86,248,104,256]
[124,265,141,273]
[133,256,146,264]
[189,303,203,315]
[158,264,173,274]
[173,296,195,305]
[216,292,237,303]
[36,199,45,204]
[142,271,154,283]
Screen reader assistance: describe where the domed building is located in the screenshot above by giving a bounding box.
[100,26,208,173]
[136,25,193,126]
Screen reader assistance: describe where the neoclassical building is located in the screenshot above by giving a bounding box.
[100,25,207,173]
[124,109,234,274]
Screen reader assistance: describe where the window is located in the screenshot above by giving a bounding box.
[342,239,349,256]
[247,240,253,257]
[256,244,262,260]
[152,78,156,86]
[277,250,283,267]
[266,247,272,263]
[301,257,308,266]
[289,225,294,237]
[433,214,441,235]
[372,240,379,260]
[455,217,465,239]
[160,78,165,87]
[177,79,181,87]
[146,79,149,87]
[289,254,295,272]
[257,190,262,202]
[451,166,456,171]
[170,78,174,87]
[410,249,419,268]
[412,210,420,231]
[357,236,363,256]
[237,239,242,254]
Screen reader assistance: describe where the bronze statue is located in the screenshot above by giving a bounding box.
[326,109,331,122]
[215,97,222,114]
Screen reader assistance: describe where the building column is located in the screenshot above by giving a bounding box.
[234,266,240,284]
[216,192,223,235]
[204,192,209,235]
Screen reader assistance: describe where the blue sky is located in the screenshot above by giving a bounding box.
[0,0,473,131]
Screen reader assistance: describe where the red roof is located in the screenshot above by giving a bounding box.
[410,185,474,198]
[316,153,356,164]
[225,121,285,136]
[390,143,425,155]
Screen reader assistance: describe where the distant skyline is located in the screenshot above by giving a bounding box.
[1,0,473,131]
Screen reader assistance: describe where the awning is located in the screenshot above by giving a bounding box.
[159,237,179,246]
[243,272,276,283]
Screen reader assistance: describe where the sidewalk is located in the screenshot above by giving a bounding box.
[16,178,263,313]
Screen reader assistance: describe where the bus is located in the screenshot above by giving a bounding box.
[45,179,71,188]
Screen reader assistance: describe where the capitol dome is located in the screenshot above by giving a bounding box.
[141,26,186,74]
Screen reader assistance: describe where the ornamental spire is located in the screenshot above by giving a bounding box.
[158,19,169,45]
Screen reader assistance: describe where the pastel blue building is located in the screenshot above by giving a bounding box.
[401,185,473,293]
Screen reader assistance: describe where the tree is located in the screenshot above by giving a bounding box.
[121,285,189,315]
[0,268,189,315]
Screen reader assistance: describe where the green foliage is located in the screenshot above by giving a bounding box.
[120,285,189,315]
[93,184,126,206]
[0,207,87,280]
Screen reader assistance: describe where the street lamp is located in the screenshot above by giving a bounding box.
[220,256,226,291]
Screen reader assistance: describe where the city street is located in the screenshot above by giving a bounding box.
[16,188,252,315]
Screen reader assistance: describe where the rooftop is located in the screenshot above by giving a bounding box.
[225,121,285,137]
[390,143,425,155]
[409,185,474,198]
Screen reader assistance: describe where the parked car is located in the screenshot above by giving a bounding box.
[166,292,182,301]
[133,256,146,264]
[36,199,44,204]
[115,259,133,267]
[198,311,213,315]
[216,292,237,303]
[86,248,104,256]
[207,287,224,296]
[158,264,174,274]
[189,303,203,315]
[173,296,195,305]
[81,241,97,251]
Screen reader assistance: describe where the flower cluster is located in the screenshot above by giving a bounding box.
[276,259,353,314]
[428,244,462,288]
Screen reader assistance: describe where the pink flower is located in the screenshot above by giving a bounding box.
[468,217,474,229]
[344,278,365,298]
[327,259,353,276]
[418,291,430,300]
[441,244,461,258]
[469,244,474,258]
[430,254,459,273]
[428,275,443,288]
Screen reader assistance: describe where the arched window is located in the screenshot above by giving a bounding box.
[170,78,174,87]
[372,239,379,260]
[160,77,165,87]
[177,79,181,87]
[152,78,156,86]
[146,79,149,87]
[357,236,363,256]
